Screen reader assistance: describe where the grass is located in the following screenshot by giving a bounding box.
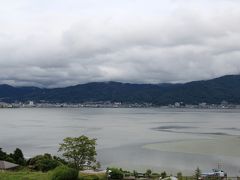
[79,172,106,180]
[0,170,107,180]
[0,170,50,180]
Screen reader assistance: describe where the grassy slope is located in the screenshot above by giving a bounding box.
[0,171,107,180]
[0,171,50,180]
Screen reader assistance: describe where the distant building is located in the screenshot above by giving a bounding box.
[174,102,181,107]
[29,101,34,106]
[199,102,207,108]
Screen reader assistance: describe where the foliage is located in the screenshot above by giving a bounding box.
[79,174,99,180]
[51,166,79,180]
[79,173,106,180]
[151,173,161,178]
[133,170,138,177]
[146,169,152,177]
[0,148,8,160]
[27,153,61,172]
[0,147,26,165]
[3,75,240,105]
[107,167,124,180]
[0,170,49,180]
[161,171,167,179]
[58,135,97,170]
[194,167,201,180]
[10,148,26,165]
[177,172,183,180]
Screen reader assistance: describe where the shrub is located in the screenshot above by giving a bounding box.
[51,166,79,180]
[161,171,167,179]
[27,154,61,172]
[177,172,183,180]
[108,168,123,180]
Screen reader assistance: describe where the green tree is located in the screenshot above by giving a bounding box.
[133,170,138,177]
[177,172,183,180]
[194,167,201,180]
[58,135,97,170]
[12,148,25,165]
[161,171,167,179]
[0,148,7,160]
[146,169,152,178]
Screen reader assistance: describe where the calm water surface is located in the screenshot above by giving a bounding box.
[1,108,240,175]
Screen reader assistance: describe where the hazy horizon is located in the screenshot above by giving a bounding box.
[0,73,238,88]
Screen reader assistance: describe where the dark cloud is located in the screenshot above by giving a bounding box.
[0,0,240,87]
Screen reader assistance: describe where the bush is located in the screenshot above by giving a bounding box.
[108,168,123,180]
[51,166,79,180]
[27,154,61,172]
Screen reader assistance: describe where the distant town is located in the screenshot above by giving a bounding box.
[0,100,239,109]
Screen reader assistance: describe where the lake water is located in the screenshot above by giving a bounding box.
[1,108,240,176]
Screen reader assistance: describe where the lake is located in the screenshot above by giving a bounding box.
[1,108,240,175]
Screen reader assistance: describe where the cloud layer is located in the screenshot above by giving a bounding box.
[1,0,240,87]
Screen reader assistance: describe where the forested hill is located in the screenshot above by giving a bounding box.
[1,75,240,105]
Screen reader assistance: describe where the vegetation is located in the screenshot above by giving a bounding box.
[0,170,50,180]
[146,169,152,178]
[58,135,97,170]
[79,172,106,180]
[0,136,209,180]
[27,153,63,172]
[2,75,240,105]
[0,147,26,165]
[107,167,124,180]
[194,167,201,180]
[177,172,183,180]
[161,171,167,179]
[51,166,79,180]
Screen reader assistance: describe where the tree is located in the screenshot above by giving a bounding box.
[194,167,201,180]
[12,148,25,165]
[146,169,152,178]
[177,172,183,180]
[161,171,167,179]
[58,135,97,170]
[0,148,7,160]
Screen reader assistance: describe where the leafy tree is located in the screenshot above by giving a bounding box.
[146,169,152,177]
[0,148,7,160]
[133,170,138,177]
[58,135,97,170]
[177,172,183,180]
[12,148,25,165]
[161,171,167,179]
[194,167,201,180]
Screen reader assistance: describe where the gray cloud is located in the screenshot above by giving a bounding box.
[0,0,240,87]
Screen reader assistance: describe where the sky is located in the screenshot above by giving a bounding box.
[1,0,240,87]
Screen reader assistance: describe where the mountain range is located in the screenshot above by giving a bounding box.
[1,75,240,105]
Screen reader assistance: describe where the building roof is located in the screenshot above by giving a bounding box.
[0,161,19,170]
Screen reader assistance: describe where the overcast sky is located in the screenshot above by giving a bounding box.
[1,0,240,87]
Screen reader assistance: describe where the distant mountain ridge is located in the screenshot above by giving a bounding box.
[1,75,240,105]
